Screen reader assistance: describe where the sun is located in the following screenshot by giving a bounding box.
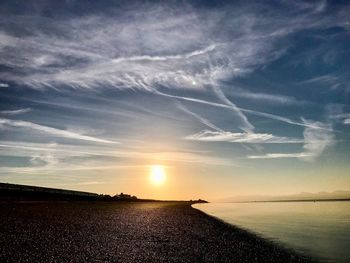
[150,165,166,186]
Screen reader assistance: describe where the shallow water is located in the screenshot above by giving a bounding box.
[193,201,350,263]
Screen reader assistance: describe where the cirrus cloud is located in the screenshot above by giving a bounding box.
[185,130,303,144]
[0,118,118,144]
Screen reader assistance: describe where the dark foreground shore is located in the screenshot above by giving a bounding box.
[0,201,315,263]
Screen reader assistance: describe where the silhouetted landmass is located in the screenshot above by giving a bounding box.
[190,198,208,203]
[113,192,138,200]
[0,183,208,204]
[0,201,314,263]
[0,182,99,201]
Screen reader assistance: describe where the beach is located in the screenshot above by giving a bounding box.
[0,201,314,263]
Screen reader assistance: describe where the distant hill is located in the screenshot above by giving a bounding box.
[0,182,100,201]
[218,190,350,203]
[0,183,207,203]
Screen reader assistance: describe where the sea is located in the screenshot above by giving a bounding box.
[193,201,350,263]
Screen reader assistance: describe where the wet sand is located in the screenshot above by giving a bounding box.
[0,201,315,262]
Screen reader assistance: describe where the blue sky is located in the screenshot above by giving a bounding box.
[0,0,349,199]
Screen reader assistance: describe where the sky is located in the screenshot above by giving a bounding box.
[0,0,349,200]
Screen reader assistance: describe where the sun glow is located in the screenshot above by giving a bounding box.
[150,165,166,186]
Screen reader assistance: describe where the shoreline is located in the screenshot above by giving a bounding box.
[0,201,316,262]
[191,205,318,262]
[219,199,350,203]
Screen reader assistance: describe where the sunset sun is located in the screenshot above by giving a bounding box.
[150,165,166,186]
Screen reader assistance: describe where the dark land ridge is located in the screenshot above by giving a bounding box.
[0,184,316,262]
[0,182,207,203]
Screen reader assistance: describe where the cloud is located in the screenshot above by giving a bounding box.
[111,44,218,63]
[0,83,9,88]
[176,102,223,132]
[228,89,300,105]
[0,140,234,170]
[30,153,58,167]
[297,73,345,90]
[0,118,118,144]
[248,153,312,159]
[211,85,254,132]
[185,130,303,144]
[336,112,350,125]
[156,90,333,131]
[0,13,226,90]
[300,118,335,161]
[0,1,346,138]
[1,2,346,93]
[248,119,335,161]
[0,108,31,115]
[177,101,302,145]
[325,108,350,125]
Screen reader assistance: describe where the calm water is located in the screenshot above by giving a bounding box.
[193,201,350,263]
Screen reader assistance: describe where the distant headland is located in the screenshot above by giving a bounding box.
[0,182,208,204]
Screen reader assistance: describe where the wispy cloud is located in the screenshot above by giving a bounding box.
[211,85,254,132]
[325,108,350,125]
[0,118,118,144]
[300,118,335,161]
[176,102,223,132]
[248,153,312,159]
[185,130,303,144]
[0,140,234,171]
[111,44,218,63]
[248,119,335,161]
[0,2,346,142]
[1,2,346,93]
[156,90,332,131]
[177,101,302,144]
[30,153,58,168]
[297,73,345,90]
[0,108,31,115]
[228,89,301,105]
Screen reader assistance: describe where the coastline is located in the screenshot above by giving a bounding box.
[0,201,315,262]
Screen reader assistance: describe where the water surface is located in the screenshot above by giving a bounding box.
[193,201,350,263]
